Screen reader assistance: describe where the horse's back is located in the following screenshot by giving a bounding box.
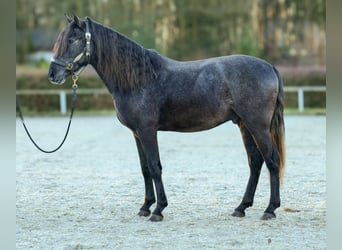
[167,54,279,105]
[169,54,278,90]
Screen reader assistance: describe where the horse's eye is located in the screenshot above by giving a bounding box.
[68,38,76,44]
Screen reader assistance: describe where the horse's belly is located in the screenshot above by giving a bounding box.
[158,104,234,132]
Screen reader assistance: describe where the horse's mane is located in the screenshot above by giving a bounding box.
[90,20,161,91]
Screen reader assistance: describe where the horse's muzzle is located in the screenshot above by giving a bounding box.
[48,66,67,85]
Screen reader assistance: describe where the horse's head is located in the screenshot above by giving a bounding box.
[48,15,92,85]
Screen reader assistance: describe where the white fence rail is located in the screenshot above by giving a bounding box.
[16,86,326,114]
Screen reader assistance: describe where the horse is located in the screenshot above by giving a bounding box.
[48,15,285,222]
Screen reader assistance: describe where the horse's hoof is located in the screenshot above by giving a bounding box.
[149,214,163,222]
[231,210,245,217]
[138,209,151,217]
[261,212,276,220]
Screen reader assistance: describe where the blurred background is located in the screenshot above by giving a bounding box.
[16,0,326,114]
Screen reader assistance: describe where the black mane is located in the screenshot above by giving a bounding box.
[90,19,162,91]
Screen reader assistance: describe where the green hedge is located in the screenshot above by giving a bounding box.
[17,76,113,113]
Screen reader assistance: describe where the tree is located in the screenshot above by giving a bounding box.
[16,0,325,65]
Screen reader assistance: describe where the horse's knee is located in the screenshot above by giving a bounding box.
[265,161,279,174]
[148,162,163,180]
[150,171,162,181]
[265,148,280,173]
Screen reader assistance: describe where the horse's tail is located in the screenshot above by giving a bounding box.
[270,66,286,183]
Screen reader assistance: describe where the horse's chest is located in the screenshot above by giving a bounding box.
[113,99,134,129]
[114,97,156,130]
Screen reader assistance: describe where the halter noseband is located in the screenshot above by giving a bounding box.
[51,19,92,75]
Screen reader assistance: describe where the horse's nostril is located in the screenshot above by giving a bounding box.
[48,70,54,81]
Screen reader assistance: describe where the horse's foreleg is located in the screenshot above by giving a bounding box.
[232,123,264,217]
[135,137,156,217]
[137,129,168,222]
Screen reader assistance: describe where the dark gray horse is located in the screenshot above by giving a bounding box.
[48,15,285,221]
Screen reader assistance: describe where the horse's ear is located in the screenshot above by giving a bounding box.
[73,14,80,27]
[65,13,72,23]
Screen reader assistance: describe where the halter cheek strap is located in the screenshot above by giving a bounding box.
[85,24,91,57]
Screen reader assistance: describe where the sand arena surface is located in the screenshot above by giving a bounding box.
[16,115,325,249]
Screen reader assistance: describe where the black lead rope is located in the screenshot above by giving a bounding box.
[16,76,79,153]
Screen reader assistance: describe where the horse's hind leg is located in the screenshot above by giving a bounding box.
[232,122,264,218]
[247,126,281,220]
[135,137,156,217]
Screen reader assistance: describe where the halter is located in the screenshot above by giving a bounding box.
[50,19,92,76]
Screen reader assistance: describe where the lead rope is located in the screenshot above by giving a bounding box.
[16,75,79,153]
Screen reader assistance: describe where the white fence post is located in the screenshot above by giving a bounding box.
[298,88,304,112]
[59,91,67,114]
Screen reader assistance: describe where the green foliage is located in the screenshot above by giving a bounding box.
[35,59,50,69]
[16,0,325,64]
[236,29,262,57]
